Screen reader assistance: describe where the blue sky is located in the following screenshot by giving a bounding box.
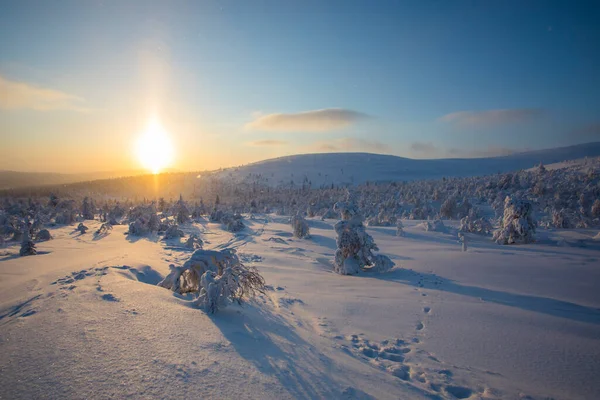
[0,0,599,172]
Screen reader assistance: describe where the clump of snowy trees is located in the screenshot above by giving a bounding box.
[332,193,394,275]
[459,209,493,235]
[157,248,265,314]
[493,196,536,244]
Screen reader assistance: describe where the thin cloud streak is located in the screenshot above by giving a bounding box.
[0,75,87,112]
[246,108,369,132]
[440,108,543,127]
[247,140,289,147]
[313,137,387,153]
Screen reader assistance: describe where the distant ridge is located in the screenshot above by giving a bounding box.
[211,142,600,187]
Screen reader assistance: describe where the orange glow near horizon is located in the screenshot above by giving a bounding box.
[135,117,174,174]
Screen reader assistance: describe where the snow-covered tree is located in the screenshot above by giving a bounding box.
[332,195,394,275]
[493,196,536,245]
[81,197,95,220]
[175,194,190,224]
[291,213,310,238]
[440,197,457,219]
[592,199,600,219]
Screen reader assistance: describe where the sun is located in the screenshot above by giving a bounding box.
[136,117,174,174]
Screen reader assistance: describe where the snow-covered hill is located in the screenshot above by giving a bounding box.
[212,142,600,187]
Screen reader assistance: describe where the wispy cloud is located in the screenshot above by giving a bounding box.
[439,108,543,127]
[410,141,522,158]
[247,139,288,147]
[313,137,386,153]
[571,122,600,137]
[447,146,521,158]
[246,108,369,132]
[0,75,86,112]
[410,142,438,154]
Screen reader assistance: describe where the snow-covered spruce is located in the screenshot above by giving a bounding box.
[332,197,394,275]
[493,196,536,245]
[20,226,37,256]
[290,213,310,239]
[157,248,265,314]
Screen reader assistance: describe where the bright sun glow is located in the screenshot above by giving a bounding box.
[136,117,174,174]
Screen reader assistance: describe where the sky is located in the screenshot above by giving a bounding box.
[0,0,599,173]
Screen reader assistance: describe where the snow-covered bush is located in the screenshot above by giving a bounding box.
[164,225,184,239]
[420,219,446,232]
[493,197,536,245]
[551,208,573,229]
[459,214,493,235]
[157,248,265,314]
[185,234,203,249]
[36,229,52,241]
[291,213,310,239]
[223,213,245,232]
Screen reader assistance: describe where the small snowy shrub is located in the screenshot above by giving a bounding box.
[291,213,310,239]
[95,223,112,236]
[396,220,405,237]
[77,223,89,234]
[157,248,265,314]
[493,196,536,245]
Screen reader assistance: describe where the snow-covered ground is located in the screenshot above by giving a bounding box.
[1,217,599,399]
